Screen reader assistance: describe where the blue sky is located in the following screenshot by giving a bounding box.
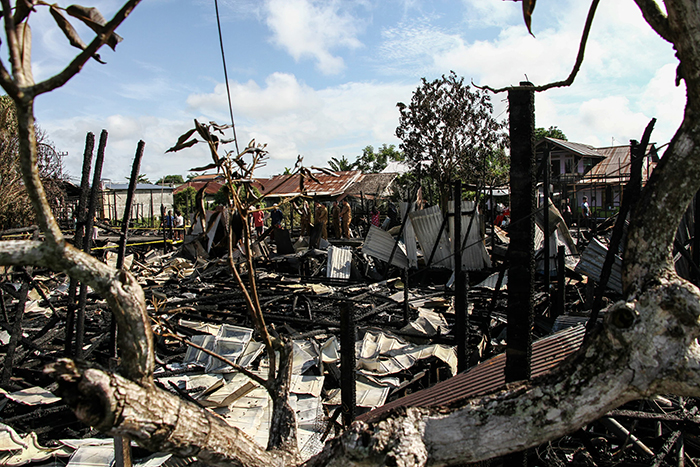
[22,0,683,183]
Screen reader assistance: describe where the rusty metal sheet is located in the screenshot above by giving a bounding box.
[357,324,586,423]
[262,171,362,198]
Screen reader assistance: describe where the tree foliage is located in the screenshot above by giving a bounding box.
[126,173,150,184]
[327,155,354,172]
[173,186,196,217]
[354,144,403,173]
[396,71,508,206]
[0,95,64,230]
[156,174,184,185]
[534,125,568,141]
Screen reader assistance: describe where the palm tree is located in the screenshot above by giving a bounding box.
[328,155,354,172]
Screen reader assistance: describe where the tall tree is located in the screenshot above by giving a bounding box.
[354,144,404,173]
[328,155,354,172]
[396,71,508,207]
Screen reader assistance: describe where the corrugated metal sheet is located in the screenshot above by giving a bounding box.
[326,246,352,279]
[362,225,409,269]
[400,202,418,269]
[409,205,453,270]
[580,144,657,185]
[543,137,604,158]
[261,171,362,197]
[358,324,586,423]
[447,201,491,271]
[473,271,507,290]
[574,237,623,293]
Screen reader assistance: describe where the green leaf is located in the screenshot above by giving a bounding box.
[66,4,123,50]
[49,5,105,64]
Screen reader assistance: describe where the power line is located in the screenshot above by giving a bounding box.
[214,0,240,156]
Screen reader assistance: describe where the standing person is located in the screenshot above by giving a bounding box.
[581,196,591,228]
[251,204,265,237]
[315,201,329,240]
[271,204,283,228]
[163,210,174,239]
[341,199,352,238]
[331,200,341,238]
[299,200,311,236]
[563,199,572,227]
[174,211,184,240]
[370,205,380,227]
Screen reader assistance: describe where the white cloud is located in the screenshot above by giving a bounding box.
[264,0,364,75]
[43,114,212,184]
[459,0,518,28]
[186,73,415,173]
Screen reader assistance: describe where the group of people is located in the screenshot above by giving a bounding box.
[162,210,185,240]
[251,199,354,242]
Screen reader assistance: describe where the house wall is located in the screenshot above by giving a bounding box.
[102,190,174,222]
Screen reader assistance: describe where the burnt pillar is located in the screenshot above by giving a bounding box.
[340,302,356,427]
[505,83,536,383]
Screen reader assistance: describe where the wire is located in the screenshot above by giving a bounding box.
[214,0,240,155]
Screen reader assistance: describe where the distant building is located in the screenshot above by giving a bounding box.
[536,137,658,220]
[101,181,174,222]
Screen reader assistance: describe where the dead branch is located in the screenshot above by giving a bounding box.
[475,0,600,94]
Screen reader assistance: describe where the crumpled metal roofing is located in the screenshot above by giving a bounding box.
[261,170,362,197]
[574,237,623,293]
[357,324,586,423]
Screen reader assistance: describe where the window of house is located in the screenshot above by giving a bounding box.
[565,158,574,174]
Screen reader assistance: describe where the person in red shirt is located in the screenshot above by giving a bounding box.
[251,205,265,237]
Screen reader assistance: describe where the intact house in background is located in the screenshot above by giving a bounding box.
[101,181,175,224]
[536,137,659,223]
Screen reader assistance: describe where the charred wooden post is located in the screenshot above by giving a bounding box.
[543,143,551,293]
[114,435,133,467]
[340,301,356,427]
[587,120,655,332]
[557,245,566,317]
[454,180,469,373]
[0,278,29,386]
[403,268,409,325]
[505,82,536,384]
[112,141,145,359]
[695,191,700,287]
[66,132,95,356]
[161,204,167,251]
[76,130,107,359]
